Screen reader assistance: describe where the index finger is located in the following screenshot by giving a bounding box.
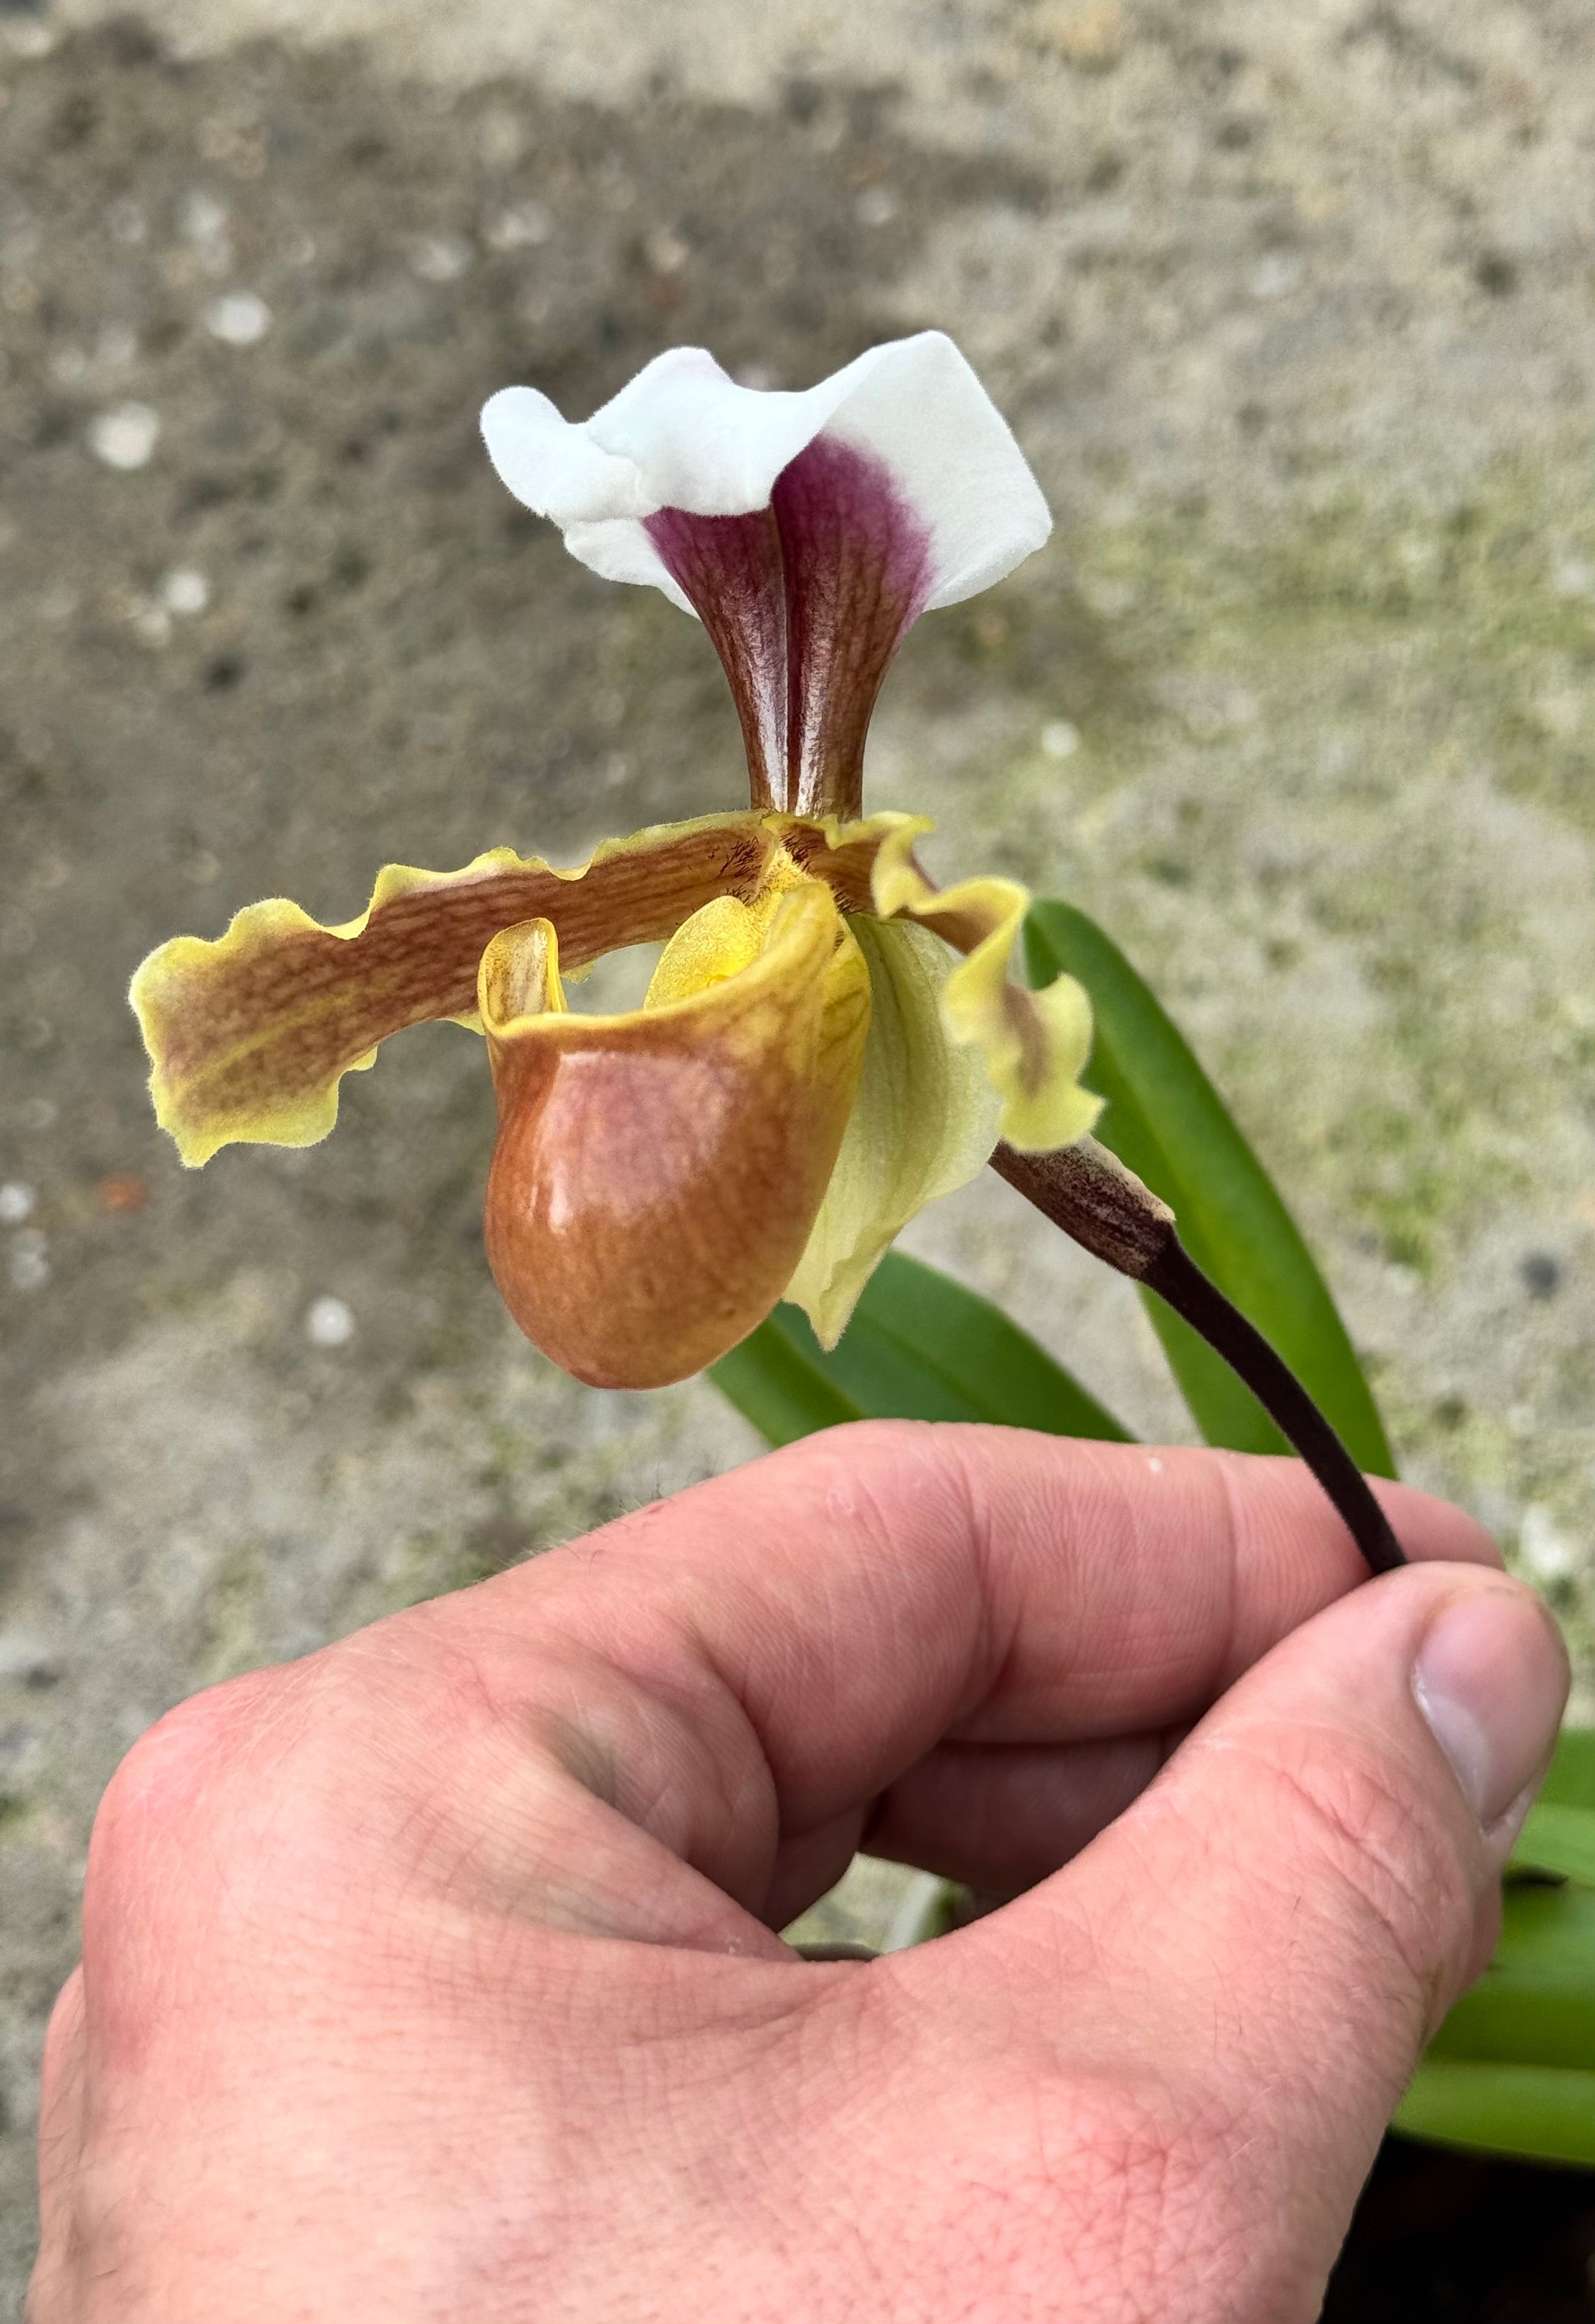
[431,1422,1496,1897]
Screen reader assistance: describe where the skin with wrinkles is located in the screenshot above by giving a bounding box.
[29,1426,1566,2323]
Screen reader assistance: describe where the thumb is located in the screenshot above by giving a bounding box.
[969,1559,1568,2313]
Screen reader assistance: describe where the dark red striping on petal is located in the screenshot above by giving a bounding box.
[773,434,932,819]
[645,435,931,820]
[146,826,782,1125]
[645,504,787,811]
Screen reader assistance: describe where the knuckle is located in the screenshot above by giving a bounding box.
[86,1666,293,1919]
[1261,1733,1473,1998]
[94,1681,247,1848]
[96,1664,267,1806]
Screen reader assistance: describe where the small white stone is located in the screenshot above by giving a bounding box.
[1041,718,1081,760]
[161,567,210,616]
[181,190,229,244]
[0,1630,59,1684]
[485,201,552,251]
[4,20,54,58]
[1520,1503,1580,1584]
[1553,555,1594,601]
[1249,251,1302,298]
[1532,688,1584,739]
[205,291,271,346]
[410,233,473,282]
[8,1240,49,1292]
[89,403,160,471]
[855,187,898,227]
[645,228,689,276]
[1083,575,1136,618]
[305,1295,355,1348]
[0,1182,35,1224]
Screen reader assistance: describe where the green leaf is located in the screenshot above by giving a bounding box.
[711,1249,1131,1446]
[1025,901,1395,1475]
[1509,1800,1595,1888]
[1427,1881,1595,2075]
[1395,2062,1595,2168]
[706,1323,861,1448]
[1538,1727,1595,1814]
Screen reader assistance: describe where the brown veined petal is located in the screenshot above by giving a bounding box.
[129,813,796,1167]
[478,880,871,1388]
[646,435,934,821]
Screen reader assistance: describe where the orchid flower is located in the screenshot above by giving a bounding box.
[131,332,1103,1389]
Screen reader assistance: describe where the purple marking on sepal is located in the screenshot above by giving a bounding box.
[775,436,933,818]
[644,503,787,813]
[645,435,932,819]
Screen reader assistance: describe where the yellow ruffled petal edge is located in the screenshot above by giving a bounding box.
[868,816,1103,1154]
[128,802,1096,1172]
[129,811,903,1169]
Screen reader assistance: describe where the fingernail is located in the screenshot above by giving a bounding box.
[1414,1589,1568,1838]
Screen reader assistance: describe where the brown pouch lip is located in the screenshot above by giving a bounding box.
[479,883,871,1389]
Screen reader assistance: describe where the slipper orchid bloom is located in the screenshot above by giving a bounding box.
[131,332,1100,1388]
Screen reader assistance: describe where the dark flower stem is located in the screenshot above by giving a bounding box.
[991,1139,1406,1579]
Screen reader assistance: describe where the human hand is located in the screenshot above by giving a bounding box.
[30,1424,1566,2322]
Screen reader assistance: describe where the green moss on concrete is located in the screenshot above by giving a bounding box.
[907,457,1595,1656]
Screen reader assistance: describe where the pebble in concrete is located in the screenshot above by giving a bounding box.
[305,1296,356,1348]
[204,291,272,345]
[160,568,210,616]
[87,403,160,469]
[8,1233,49,1292]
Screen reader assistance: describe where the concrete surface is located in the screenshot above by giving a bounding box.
[2,0,1593,2302]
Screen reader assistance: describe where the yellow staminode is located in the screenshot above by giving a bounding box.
[786,915,1003,1345]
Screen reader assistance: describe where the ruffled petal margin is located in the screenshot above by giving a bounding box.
[481,332,1050,617]
[129,807,1099,1189]
[868,818,1103,1154]
[132,814,792,1167]
[478,880,870,1387]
